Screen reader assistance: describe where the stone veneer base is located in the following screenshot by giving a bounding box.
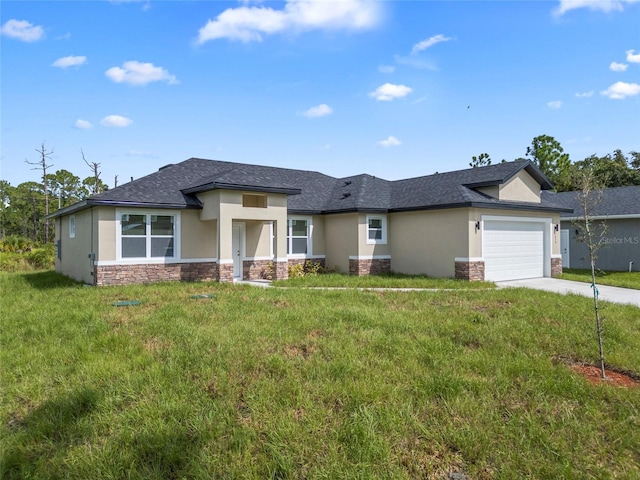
[455,260,485,281]
[349,258,391,276]
[243,260,273,281]
[551,257,563,277]
[273,261,288,280]
[95,262,218,286]
[93,256,558,285]
[218,263,234,283]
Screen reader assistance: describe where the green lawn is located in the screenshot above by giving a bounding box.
[560,268,640,290]
[274,272,496,289]
[2,271,639,479]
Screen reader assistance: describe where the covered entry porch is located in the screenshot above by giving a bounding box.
[195,188,295,283]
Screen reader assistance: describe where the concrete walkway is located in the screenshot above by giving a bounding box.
[237,277,640,308]
[496,278,640,308]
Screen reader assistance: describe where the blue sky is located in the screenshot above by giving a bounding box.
[2,0,639,188]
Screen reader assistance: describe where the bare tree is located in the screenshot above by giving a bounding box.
[82,149,105,195]
[25,142,54,243]
[573,168,608,379]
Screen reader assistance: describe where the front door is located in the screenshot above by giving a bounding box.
[232,223,244,280]
[561,229,570,268]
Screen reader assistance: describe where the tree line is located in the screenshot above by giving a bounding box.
[471,134,640,192]
[2,136,639,245]
[1,144,108,243]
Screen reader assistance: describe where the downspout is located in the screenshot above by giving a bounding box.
[57,217,62,264]
[90,207,95,285]
[630,261,634,273]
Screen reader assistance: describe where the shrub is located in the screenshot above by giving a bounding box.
[0,244,54,272]
[303,260,323,275]
[263,262,275,280]
[0,252,30,272]
[288,262,305,278]
[264,260,335,280]
[0,235,34,253]
[26,245,55,270]
[288,260,324,278]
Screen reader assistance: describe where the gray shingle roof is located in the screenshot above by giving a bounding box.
[388,160,554,211]
[542,186,640,218]
[50,157,568,218]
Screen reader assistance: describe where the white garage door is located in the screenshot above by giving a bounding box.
[483,220,545,281]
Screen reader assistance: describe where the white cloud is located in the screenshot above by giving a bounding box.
[610,61,628,72]
[75,119,92,129]
[394,54,438,71]
[411,34,452,55]
[370,83,412,101]
[553,0,640,16]
[108,0,152,9]
[377,136,401,147]
[378,64,395,74]
[0,19,45,42]
[52,55,87,68]
[601,81,640,99]
[196,0,381,44]
[627,50,640,63]
[105,61,178,86]
[126,150,155,157]
[547,100,563,109]
[575,90,594,97]
[101,115,133,127]
[303,103,333,118]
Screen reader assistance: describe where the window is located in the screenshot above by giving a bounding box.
[287,217,311,255]
[366,215,387,244]
[69,216,76,239]
[120,212,176,259]
[242,194,267,208]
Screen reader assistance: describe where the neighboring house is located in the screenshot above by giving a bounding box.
[542,186,640,272]
[49,158,570,285]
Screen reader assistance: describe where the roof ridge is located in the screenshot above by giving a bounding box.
[390,159,530,185]
[355,175,369,207]
[188,157,337,180]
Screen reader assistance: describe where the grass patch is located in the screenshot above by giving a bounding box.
[1,271,639,479]
[273,272,496,289]
[560,268,640,290]
[0,245,55,273]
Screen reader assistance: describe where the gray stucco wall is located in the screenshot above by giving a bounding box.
[562,218,639,271]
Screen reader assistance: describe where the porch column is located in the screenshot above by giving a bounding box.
[272,219,288,280]
[218,215,234,283]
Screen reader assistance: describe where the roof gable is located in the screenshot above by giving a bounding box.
[388,160,552,211]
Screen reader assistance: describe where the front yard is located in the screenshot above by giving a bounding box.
[559,268,640,290]
[1,271,639,479]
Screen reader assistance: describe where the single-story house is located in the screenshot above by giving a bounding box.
[49,158,571,285]
[542,186,640,272]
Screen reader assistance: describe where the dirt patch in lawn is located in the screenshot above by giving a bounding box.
[570,364,639,388]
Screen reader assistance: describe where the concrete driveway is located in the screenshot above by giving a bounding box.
[496,278,640,308]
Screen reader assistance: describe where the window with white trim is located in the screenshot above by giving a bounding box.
[69,216,76,239]
[366,215,387,244]
[287,217,311,255]
[119,212,176,259]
